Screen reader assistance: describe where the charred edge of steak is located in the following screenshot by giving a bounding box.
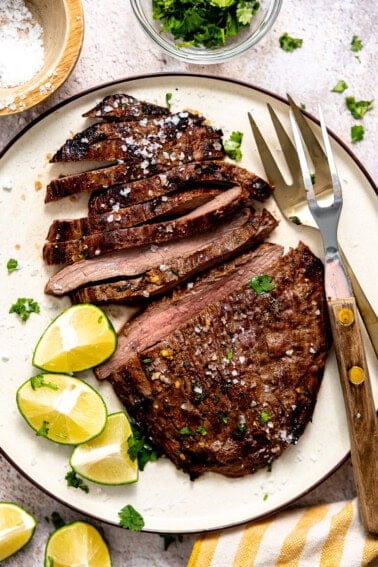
[82,94,171,120]
[46,188,224,242]
[45,140,225,203]
[51,112,206,162]
[69,209,278,304]
[88,161,273,215]
[43,186,247,265]
[105,243,329,479]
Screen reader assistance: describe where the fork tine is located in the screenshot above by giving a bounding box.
[267,103,301,184]
[317,105,342,202]
[247,112,287,190]
[289,110,315,202]
[287,95,330,183]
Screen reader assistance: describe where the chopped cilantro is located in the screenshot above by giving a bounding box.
[266,462,273,472]
[152,0,260,49]
[351,124,364,143]
[263,492,269,501]
[50,511,65,529]
[223,131,243,161]
[289,216,302,225]
[119,504,145,531]
[165,92,172,110]
[7,258,18,273]
[31,374,59,391]
[248,274,275,294]
[260,410,270,424]
[196,425,208,436]
[226,348,233,361]
[345,96,373,119]
[233,423,247,438]
[127,425,159,471]
[160,533,184,551]
[179,425,193,435]
[142,358,153,364]
[36,420,50,438]
[310,173,316,185]
[9,297,40,321]
[218,412,228,424]
[279,32,303,52]
[65,469,89,493]
[351,34,363,52]
[331,80,348,93]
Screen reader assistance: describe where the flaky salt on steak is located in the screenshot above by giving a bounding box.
[96,242,330,479]
[82,93,170,120]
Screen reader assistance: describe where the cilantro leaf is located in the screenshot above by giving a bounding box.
[9,297,40,321]
[248,274,275,294]
[127,425,159,471]
[179,425,193,435]
[50,511,65,529]
[7,258,18,273]
[279,32,303,52]
[165,92,172,110]
[331,80,348,93]
[223,130,243,161]
[36,420,50,438]
[260,410,270,424]
[31,374,59,391]
[65,469,89,493]
[119,504,145,531]
[345,96,373,119]
[351,35,363,52]
[351,124,364,143]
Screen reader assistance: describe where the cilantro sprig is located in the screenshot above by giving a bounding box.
[118,504,145,531]
[279,32,303,52]
[345,97,373,119]
[128,425,159,471]
[9,297,40,321]
[223,131,243,161]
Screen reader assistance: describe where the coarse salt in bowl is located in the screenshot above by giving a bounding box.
[0,0,84,116]
[131,0,282,65]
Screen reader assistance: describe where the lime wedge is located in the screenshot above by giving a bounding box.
[0,502,36,561]
[44,521,112,567]
[32,304,117,373]
[16,374,107,445]
[70,412,138,485]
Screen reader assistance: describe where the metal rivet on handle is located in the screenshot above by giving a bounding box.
[348,366,365,385]
[337,307,354,326]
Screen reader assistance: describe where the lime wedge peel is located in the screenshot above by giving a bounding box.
[32,304,117,374]
[70,412,138,486]
[44,521,112,567]
[16,374,107,445]
[0,502,37,561]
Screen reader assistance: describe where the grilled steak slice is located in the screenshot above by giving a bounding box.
[49,124,222,162]
[96,242,330,479]
[45,208,261,295]
[46,188,223,242]
[69,209,278,304]
[82,93,170,120]
[43,186,247,265]
[51,112,206,161]
[88,161,273,215]
[45,139,225,203]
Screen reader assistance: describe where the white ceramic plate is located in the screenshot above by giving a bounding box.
[0,74,377,533]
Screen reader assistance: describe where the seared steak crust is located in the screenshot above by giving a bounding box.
[100,243,330,478]
[51,112,206,161]
[82,93,170,120]
[88,161,273,215]
[43,186,247,265]
[69,209,278,304]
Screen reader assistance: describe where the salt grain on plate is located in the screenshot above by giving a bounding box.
[0,0,45,88]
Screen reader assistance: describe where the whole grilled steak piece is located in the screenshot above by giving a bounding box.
[69,209,278,304]
[45,137,225,203]
[43,186,247,265]
[96,242,330,479]
[51,112,206,161]
[48,124,223,163]
[46,188,224,242]
[45,209,276,296]
[88,161,273,215]
[82,93,170,120]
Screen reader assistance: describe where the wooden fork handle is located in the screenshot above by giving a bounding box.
[328,296,378,533]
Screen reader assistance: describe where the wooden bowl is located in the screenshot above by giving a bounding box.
[0,0,84,116]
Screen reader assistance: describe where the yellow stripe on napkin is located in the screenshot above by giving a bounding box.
[187,499,378,567]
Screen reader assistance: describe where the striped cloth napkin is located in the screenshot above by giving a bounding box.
[188,499,378,566]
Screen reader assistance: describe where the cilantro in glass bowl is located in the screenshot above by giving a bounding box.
[131,0,282,64]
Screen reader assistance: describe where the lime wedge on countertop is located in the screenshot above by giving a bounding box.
[0,502,36,561]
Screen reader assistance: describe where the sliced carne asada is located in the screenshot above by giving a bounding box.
[88,161,273,215]
[49,124,222,162]
[82,93,170,120]
[51,112,206,161]
[46,187,224,242]
[69,209,278,304]
[96,242,330,479]
[45,137,225,203]
[45,208,258,295]
[43,186,247,265]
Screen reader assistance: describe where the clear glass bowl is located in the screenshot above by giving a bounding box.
[130,0,282,65]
